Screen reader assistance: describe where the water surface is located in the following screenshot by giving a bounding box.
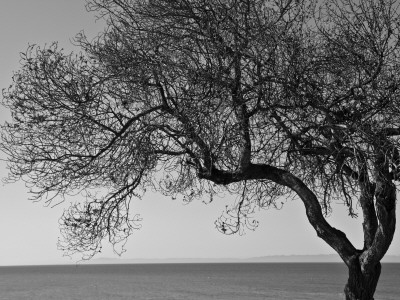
[0,263,398,299]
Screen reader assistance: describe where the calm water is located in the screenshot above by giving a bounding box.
[0,263,398,299]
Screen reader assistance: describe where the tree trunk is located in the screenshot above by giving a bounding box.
[344,260,381,300]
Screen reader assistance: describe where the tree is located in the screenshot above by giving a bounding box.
[1,0,400,299]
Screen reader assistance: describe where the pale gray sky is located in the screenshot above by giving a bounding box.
[0,0,399,266]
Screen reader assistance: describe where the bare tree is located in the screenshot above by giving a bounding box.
[2,0,400,299]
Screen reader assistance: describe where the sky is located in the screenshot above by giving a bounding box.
[0,0,399,266]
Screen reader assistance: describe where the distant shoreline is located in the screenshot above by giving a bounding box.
[2,254,399,267]
[84,254,400,264]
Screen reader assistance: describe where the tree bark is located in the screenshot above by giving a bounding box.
[199,162,396,300]
[344,258,381,300]
[200,163,357,264]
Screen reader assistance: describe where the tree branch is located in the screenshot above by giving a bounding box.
[199,163,357,265]
[360,153,396,271]
[91,105,164,159]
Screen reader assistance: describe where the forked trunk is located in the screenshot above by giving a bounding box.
[344,260,381,300]
[204,163,395,300]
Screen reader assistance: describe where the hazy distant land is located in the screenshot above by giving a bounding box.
[85,254,400,264]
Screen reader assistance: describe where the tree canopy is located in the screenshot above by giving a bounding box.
[2,1,400,298]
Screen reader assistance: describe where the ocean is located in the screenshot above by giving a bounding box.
[0,263,398,299]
